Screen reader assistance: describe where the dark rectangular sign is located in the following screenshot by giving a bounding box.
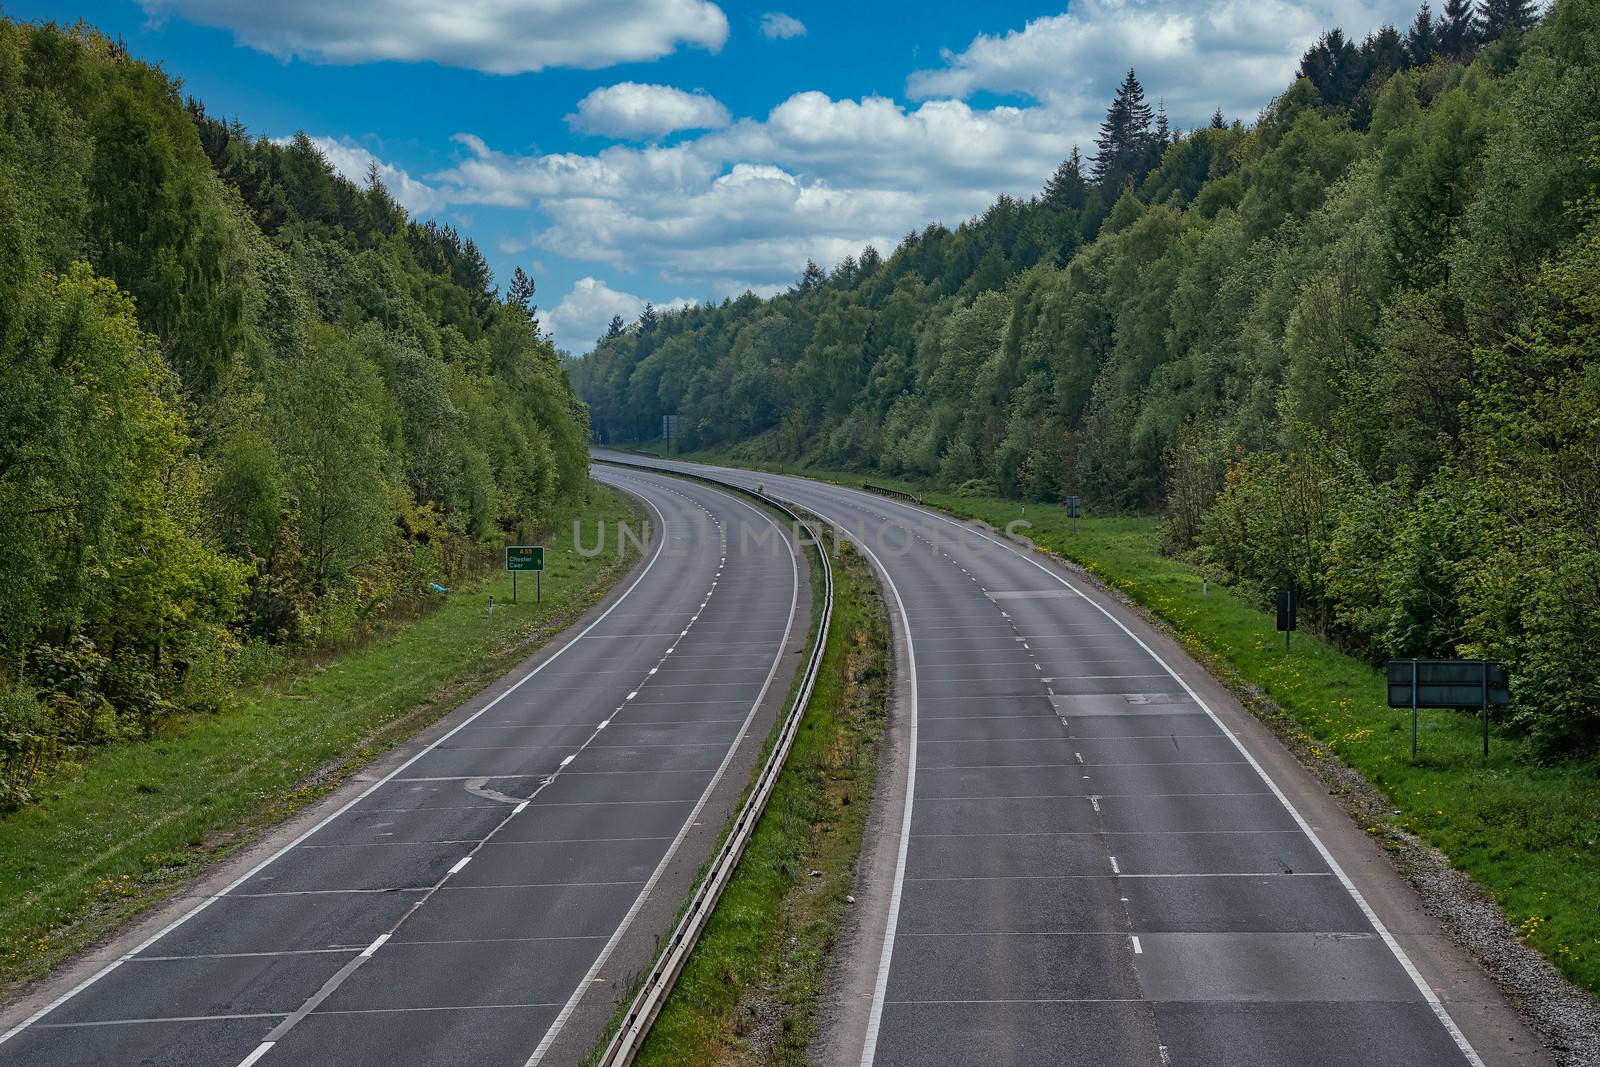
[1065,495,1082,518]
[1275,588,1296,632]
[506,545,545,572]
[1386,659,1509,709]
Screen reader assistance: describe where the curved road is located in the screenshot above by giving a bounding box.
[0,466,806,1067]
[600,452,1546,1067]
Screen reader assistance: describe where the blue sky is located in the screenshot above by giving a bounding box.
[6,0,1415,351]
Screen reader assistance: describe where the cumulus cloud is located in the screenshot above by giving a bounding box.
[568,82,731,139]
[138,0,729,74]
[544,277,693,352]
[280,134,446,215]
[428,91,1066,289]
[908,0,1417,127]
[759,12,806,39]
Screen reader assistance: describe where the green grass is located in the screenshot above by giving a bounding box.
[632,537,889,1066]
[0,482,643,995]
[637,445,1600,996]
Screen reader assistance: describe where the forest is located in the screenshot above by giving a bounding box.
[572,0,1600,759]
[0,19,590,807]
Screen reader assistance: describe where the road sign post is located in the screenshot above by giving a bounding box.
[1385,658,1509,759]
[506,546,545,604]
[1275,588,1297,651]
[1065,495,1082,521]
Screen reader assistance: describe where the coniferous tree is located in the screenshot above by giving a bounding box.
[1043,147,1088,211]
[1155,102,1171,148]
[1478,0,1537,40]
[605,314,626,339]
[795,259,826,293]
[1365,25,1407,76]
[1299,29,1362,107]
[638,302,658,332]
[1407,2,1439,65]
[1439,0,1477,55]
[1092,69,1156,191]
[507,267,536,311]
[1210,108,1227,130]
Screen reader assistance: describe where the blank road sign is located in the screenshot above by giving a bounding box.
[1386,659,1509,708]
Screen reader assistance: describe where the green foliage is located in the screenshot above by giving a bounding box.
[577,0,1600,759]
[0,17,590,803]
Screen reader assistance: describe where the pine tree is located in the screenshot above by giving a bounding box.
[1210,108,1227,130]
[1154,102,1171,147]
[1477,0,1537,41]
[1092,69,1156,190]
[1364,25,1406,77]
[1439,0,1477,55]
[1298,29,1361,107]
[507,266,536,311]
[605,314,626,339]
[796,259,826,293]
[1043,147,1088,212]
[638,302,658,332]
[1406,2,1439,65]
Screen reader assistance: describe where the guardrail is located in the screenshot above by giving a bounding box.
[592,458,835,1067]
[862,481,921,505]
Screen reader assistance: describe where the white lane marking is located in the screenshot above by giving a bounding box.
[1109,857,1121,875]
[525,477,802,1067]
[513,801,529,815]
[448,857,471,875]
[0,482,677,1053]
[238,1043,275,1067]
[809,482,1487,1067]
[1131,935,1142,954]
[359,933,391,958]
[1089,795,1101,812]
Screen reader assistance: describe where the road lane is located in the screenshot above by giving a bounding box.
[597,453,1515,1067]
[0,466,805,1067]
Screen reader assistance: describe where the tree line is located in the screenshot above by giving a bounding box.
[0,19,590,807]
[572,0,1600,759]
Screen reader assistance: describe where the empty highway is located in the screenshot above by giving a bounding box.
[0,466,807,1067]
[599,452,1545,1067]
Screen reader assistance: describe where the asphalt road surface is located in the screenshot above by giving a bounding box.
[0,466,805,1067]
[598,452,1538,1067]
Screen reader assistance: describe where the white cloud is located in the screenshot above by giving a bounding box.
[568,82,731,139]
[908,0,1418,126]
[759,12,806,39]
[138,0,729,74]
[290,1,1423,335]
[428,92,1063,290]
[544,277,692,352]
[280,134,446,216]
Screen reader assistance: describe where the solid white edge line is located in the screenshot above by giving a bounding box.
[818,480,1486,1067]
[448,857,471,876]
[523,475,801,1067]
[846,532,917,1067]
[359,933,390,958]
[0,473,672,1051]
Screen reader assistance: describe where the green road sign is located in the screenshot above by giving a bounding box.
[507,546,545,572]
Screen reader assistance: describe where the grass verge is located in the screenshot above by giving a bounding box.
[634,445,1600,998]
[0,481,643,997]
[631,536,889,1065]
